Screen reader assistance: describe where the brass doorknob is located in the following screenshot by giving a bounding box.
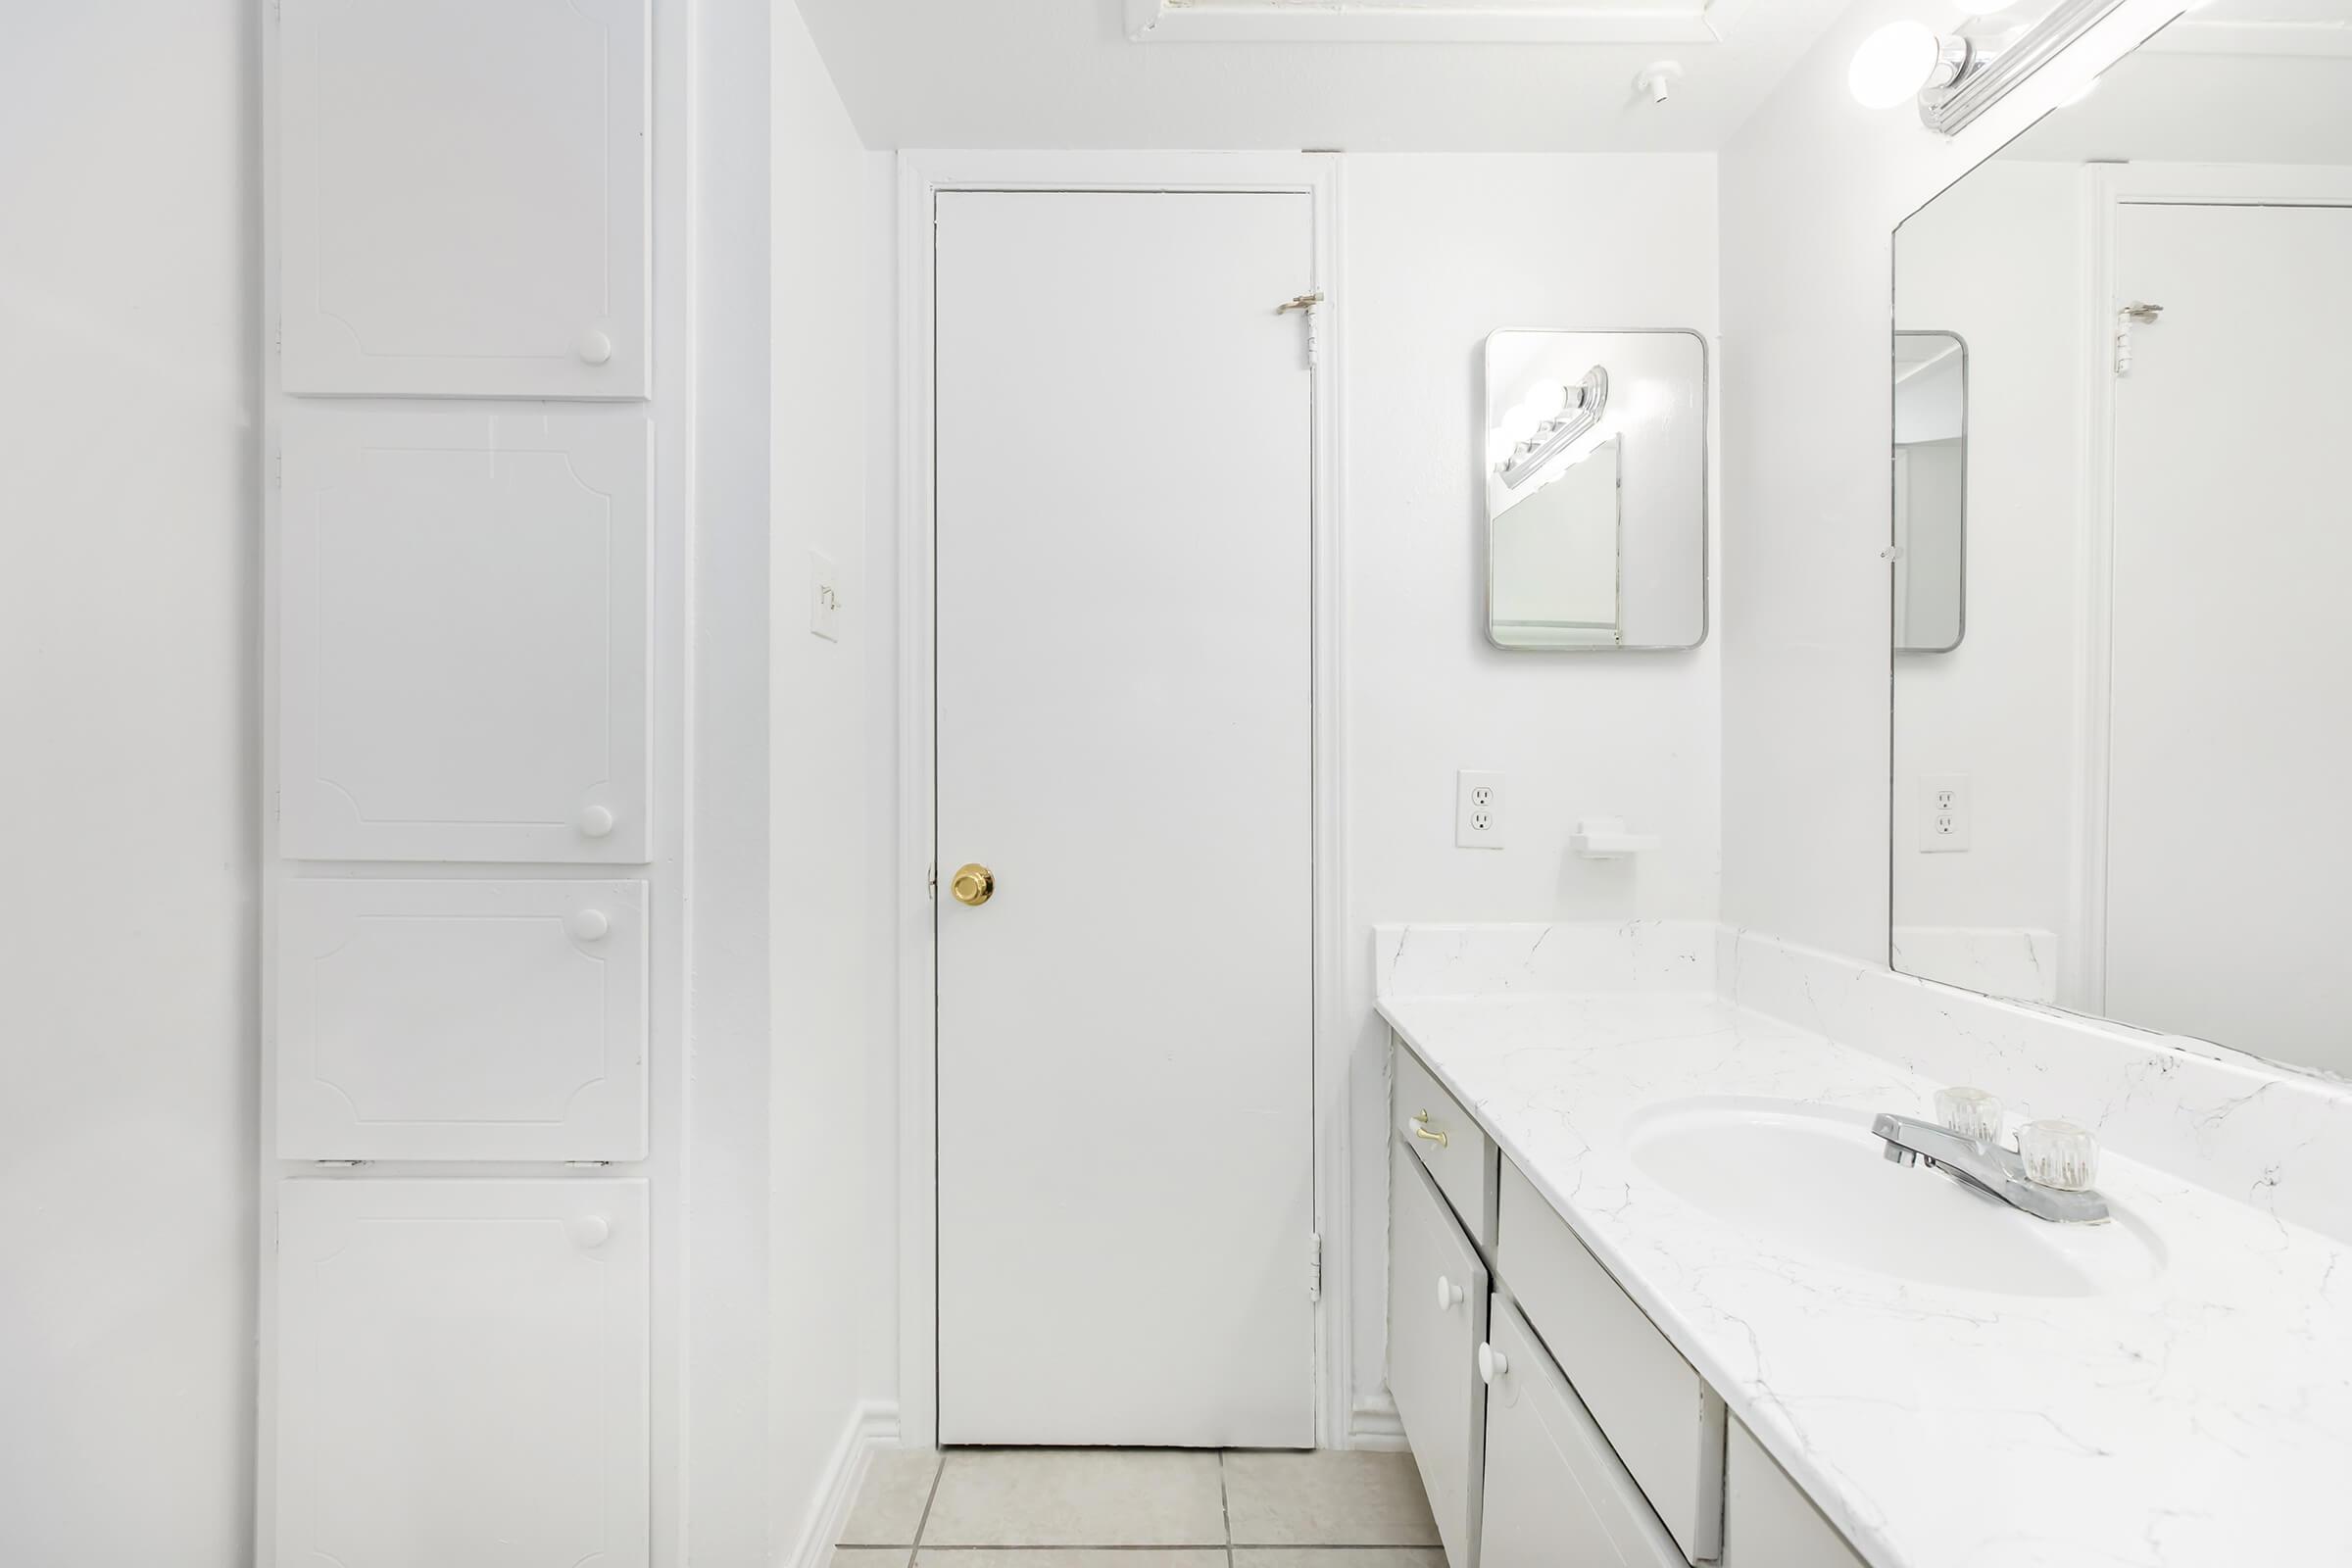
[950,863,995,906]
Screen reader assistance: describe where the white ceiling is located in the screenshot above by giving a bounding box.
[793,0,1860,152]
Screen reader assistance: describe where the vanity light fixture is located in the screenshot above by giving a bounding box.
[1847,21,1978,112]
[1849,0,2134,133]
[1497,367,1609,490]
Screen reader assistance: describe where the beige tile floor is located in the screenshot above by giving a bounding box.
[832,1448,1444,1568]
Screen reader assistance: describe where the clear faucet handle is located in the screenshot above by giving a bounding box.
[2019,1119,2100,1192]
[1935,1085,2004,1144]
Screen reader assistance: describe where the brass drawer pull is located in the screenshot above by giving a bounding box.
[1411,1111,1449,1149]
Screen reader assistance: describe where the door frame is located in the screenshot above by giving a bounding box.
[2067,162,2352,1016]
[895,150,1348,1449]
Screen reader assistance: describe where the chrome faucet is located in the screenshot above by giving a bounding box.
[1871,1112,2110,1225]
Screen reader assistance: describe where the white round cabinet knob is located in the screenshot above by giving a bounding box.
[569,909,611,942]
[1478,1343,1508,1387]
[576,805,616,839]
[576,326,613,366]
[569,1215,612,1250]
[1436,1275,1464,1311]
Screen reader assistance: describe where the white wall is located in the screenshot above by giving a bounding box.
[1340,154,1721,1427]
[769,0,880,1548]
[0,8,257,1562]
[1716,0,2180,960]
[1890,162,2082,990]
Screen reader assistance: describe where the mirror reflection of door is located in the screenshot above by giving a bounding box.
[1892,330,1965,655]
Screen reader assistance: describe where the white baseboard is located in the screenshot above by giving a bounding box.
[782,1398,903,1568]
[1348,1391,1409,1451]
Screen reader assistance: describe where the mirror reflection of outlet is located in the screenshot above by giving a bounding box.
[1919,773,1970,853]
[1456,770,1506,850]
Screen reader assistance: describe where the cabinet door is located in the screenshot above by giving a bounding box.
[279,0,650,397]
[278,408,652,863]
[1480,1297,1685,1568]
[1390,1137,1488,1567]
[274,1179,650,1568]
[277,879,648,1160]
[1721,1421,1868,1568]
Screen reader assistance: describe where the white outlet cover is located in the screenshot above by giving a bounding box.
[1456,769,1506,850]
[1919,772,1970,853]
[809,550,841,642]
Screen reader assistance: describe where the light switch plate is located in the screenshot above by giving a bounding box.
[1456,770,1506,849]
[809,551,841,642]
[1919,772,1970,852]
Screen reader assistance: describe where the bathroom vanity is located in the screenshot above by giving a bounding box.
[1377,922,2352,1568]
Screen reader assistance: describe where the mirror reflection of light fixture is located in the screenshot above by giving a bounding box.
[1497,367,1610,490]
[1848,0,2132,133]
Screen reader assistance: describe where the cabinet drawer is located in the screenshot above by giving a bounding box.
[1480,1294,1686,1568]
[1390,1137,1488,1568]
[1396,1039,1498,1250]
[1721,1422,1868,1568]
[1498,1158,1725,1563]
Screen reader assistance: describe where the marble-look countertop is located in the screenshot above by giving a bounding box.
[1377,989,2352,1568]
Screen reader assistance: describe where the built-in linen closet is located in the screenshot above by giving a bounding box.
[262,4,660,1564]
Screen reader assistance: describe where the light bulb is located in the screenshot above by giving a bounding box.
[1849,21,1940,111]
[1524,381,1570,421]
[1499,403,1542,444]
[1486,427,1516,466]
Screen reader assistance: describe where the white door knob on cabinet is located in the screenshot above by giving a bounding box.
[568,909,611,942]
[1436,1275,1465,1311]
[575,326,613,366]
[568,1215,612,1250]
[576,805,616,839]
[1478,1343,1508,1386]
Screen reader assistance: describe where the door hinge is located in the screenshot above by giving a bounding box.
[927,862,938,901]
[2114,301,2163,376]
[1307,1233,1323,1300]
[312,1159,366,1168]
[564,1160,611,1169]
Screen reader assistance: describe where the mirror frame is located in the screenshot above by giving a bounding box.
[1891,328,1970,657]
[1481,326,1712,655]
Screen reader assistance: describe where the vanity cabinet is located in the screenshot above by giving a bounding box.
[1390,1138,1491,1566]
[1390,1037,1871,1568]
[1480,1294,1685,1568]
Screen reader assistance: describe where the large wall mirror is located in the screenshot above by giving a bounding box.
[1889,0,2352,1078]
[1484,329,1708,650]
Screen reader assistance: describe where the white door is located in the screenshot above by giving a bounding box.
[278,408,653,863]
[276,879,649,1160]
[274,1179,650,1568]
[2104,202,2352,1065]
[933,190,1317,1446]
[279,0,650,397]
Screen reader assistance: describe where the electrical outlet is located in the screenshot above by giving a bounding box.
[1456,770,1506,849]
[809,550,842,642]
[1919,773,1970,853]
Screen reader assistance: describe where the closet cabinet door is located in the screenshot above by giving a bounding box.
[277,878,649,1160]
[279,0,650,397]
[1390,1137,1488,1567]
[278,408,652,863]
[274,1179,650,1568]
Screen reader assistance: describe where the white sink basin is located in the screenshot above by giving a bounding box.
[1629,1098,2166,1298]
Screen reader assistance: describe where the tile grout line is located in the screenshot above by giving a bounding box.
[1218,1449,1235,1568]
[906,1448,951,1562]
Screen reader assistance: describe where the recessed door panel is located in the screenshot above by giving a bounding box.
[279,0,650,397]
[277,879,648,1160]
[274,1179,650,1568]
[278,408,652,863]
